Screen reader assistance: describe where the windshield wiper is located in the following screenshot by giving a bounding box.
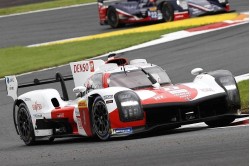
[140,68,160,88]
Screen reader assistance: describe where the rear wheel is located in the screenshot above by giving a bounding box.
[161,2,174,22]
[107,7,121,28]
[17,103,36,145]
[91,97,111,140]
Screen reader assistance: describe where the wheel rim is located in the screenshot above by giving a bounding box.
[93,101,109,138]
[17,107,32,141]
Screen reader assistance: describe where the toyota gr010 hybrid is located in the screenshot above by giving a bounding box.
[97,0,230,28]
[5,56,244,145]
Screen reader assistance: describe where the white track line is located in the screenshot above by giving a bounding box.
[235,74,249,82]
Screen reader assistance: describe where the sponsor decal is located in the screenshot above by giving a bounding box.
[103,95,113,100]
[75,108,80,116]
[77,117,83,129]
[89,61,95,72]
[82,111,86,125]
[112,127,133,135]
[166,86,192,101]
[149,7,157,11]
[78,100,87,108]
[9,87,14,91]
[153,95,165,100]
[6,77,14,84]
[33,113,43,118]
[56,113,64,118]
[74,63,89,73]
[24,98,31,101]
[32,101,42,111]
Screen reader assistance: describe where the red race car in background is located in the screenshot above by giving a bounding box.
[97,0,230,28]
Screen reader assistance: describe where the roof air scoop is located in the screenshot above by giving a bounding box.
[106,53,128,66]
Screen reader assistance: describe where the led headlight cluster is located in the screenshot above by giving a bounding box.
[115,91,144,122]
[218,0,227,4]
[177,0,188,10]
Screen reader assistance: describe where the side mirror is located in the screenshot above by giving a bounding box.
[191,68,203,76]
[73,86,86,97]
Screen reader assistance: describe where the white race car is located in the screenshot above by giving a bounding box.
[5,55,245,145]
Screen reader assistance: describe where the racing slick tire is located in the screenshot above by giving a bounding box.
[205,70,241,127]
[17,103,36,145]
[91,96,111,140]
[107,6,121,28]
[161,2,174,22]
[205,117,235,127]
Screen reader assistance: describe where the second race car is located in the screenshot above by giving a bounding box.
[97,0,230,28]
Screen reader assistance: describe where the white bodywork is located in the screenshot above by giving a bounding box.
[5,59,230,138]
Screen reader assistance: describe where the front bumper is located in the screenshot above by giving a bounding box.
[111,94,247,137]
[111,114,248,137]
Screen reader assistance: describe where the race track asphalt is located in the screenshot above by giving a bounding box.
[0,0,248,165]
[0,0,248,48]
[0,20,248,166]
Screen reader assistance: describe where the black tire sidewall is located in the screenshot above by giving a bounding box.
[205,117,235,127]
[161,2,173,22]
[91,97,111,140]
[107,7,119,28]
[17,103,35,145]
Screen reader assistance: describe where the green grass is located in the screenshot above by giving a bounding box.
[0,27,189,78]
[0,0,96,16]
[238,80,249,113]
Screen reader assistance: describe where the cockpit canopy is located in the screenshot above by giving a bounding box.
[109,66,171,89]
[85,65,171,91]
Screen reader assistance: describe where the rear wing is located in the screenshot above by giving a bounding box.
[5,73,73,101]
[5,60,105,101]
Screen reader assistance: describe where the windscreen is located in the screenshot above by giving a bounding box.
[109,66,171,89]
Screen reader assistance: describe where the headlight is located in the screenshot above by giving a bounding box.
[177,0,188,10]
[218,0,227,3]
[115,91,144,122]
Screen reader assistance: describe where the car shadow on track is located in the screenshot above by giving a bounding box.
[30,125,210,146]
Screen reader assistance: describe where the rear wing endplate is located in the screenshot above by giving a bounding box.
[5,76,18,100]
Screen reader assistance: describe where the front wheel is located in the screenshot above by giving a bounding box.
[161,2,174,22]
[91,97,111,140]
[17,103,36,145]
[205,117,235,127]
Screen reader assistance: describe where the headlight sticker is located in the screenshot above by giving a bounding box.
[103,95,114,100]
